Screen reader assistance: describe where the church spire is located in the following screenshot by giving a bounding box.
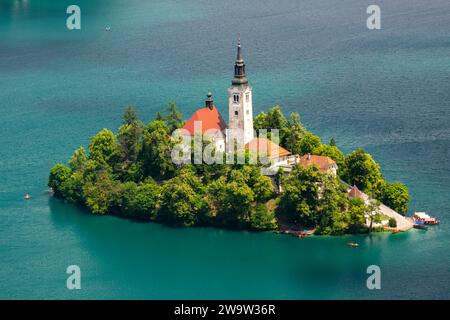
[205,89,214,109]
[232,35,248,85]
[236,35,243,62]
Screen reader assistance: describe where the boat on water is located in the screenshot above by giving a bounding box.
[24,194,30,200]
[346,242,359,247]
[413,224,428,230]
[296,230,314,238]
[413,212,439,225]
[105,26,111,31]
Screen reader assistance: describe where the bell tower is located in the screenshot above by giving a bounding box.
[228,36,254,147]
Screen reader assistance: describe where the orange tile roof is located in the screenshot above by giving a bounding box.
[348,185,363,199]
[245,137,291,159]
[297,154,336,172]
[182,105,227,135]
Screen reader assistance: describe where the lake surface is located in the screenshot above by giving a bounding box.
[0,0,449,299]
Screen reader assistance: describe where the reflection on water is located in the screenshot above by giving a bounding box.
[0,0,29,15]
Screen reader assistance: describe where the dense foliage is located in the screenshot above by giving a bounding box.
[49,104,410,234]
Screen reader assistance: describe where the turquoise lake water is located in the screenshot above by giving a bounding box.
[0,0,449,299]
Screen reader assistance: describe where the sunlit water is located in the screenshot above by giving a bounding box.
[0,0,449,299]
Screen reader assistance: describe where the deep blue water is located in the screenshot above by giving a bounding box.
[0,0,449,299]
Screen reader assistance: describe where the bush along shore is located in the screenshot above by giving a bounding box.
[49,104,410,235]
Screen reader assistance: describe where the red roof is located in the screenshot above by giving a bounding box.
[348,185,363,199]
[297,154,336,172]
[182,106,227,135]
[245,137,291,159]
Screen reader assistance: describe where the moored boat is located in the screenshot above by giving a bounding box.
[413,212,439,225]
[413,224,428,230]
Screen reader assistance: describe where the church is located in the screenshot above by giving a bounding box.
[181,38,291,169]
[181,38,337,176]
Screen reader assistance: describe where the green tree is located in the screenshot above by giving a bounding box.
[207,176,254,227]
[298,133,321,155]
[278,165,322,227]
[82,158,111,185]
[88,128,118,166]
[157,170,207,226]
[253,175,274,202]
[110,181,138,214]
[253,106,288,143]
[377,181,409,214]
[253,111,268,130]
[69,147,87,171]
[389,218,397,228]
[123,106,139,126]
[163,101,183,132]
[83,170,114,214]
[346,198,367,233]
[130,180,160,219]
[265,105,286,129]
[250,203,277,230]
[60,171,85,203]
[48,164,72,197]
[116,107,144,181]
[330,137,336,147]
[254,106,286,130]
[282,112,307,154]
[342,149,382,193]
[140,120,176,180]
[366,200,381,233]
[155,112,164,121]
[315,174,349,235]
[112,179,160,220]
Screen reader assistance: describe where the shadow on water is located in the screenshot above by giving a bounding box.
[47,196,398,299]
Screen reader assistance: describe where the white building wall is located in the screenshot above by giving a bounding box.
[227,84,254,146]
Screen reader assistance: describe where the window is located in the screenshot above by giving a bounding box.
[246,109,249,115]
[246,93,250,102]
[234,110,238,116]
[233,94,239,104]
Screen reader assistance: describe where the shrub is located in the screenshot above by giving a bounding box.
[250,203,277,231]
[388,218,397,228]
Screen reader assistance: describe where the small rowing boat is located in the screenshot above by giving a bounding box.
[346,242,359,247]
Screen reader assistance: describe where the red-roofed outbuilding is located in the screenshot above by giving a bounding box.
[296,154,338,174]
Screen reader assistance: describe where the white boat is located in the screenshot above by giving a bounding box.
[24,194,30,200]
[413,212,439,225]
[105,26,111,31]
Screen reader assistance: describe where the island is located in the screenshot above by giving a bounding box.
[48,38,411,235]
